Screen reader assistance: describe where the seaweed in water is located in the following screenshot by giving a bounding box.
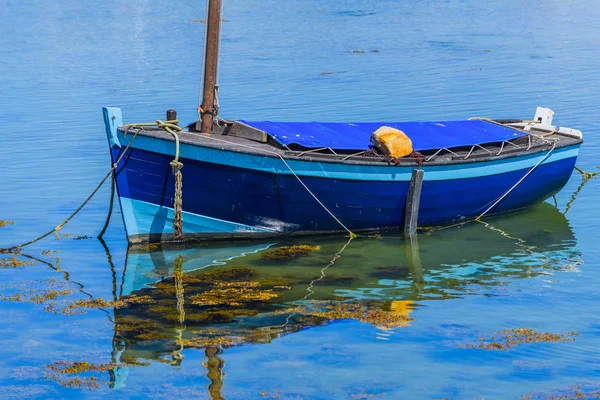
[462,328,579,351]
[297,300,413,330]
[177,335,243,349]
[521,384,600,399]
[190,282,280,307]
[261,245,320,260]
[61,294,153,315]
[0,257,35,268]
[0,220,14,228]
[0,278,73,312]
[43,360,140,390]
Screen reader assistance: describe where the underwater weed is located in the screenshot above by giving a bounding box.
[1,285,73,313]
[178,267,259,285]
[0,220,14,228]
[134,243,162,252]
[300,301,412,329]
[115,318,171,341]
[463,328,579,351]
[190,286,279,307]
[61,294,153,315]
[0,257,35,268]
[261,245,320,261]
[177,335,243,349]
[521,384,600,399]
[43,361,127,390]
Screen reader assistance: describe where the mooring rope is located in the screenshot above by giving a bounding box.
[564,166,599,214]
[0,131,141,253]
[97,170,116,239]
[199,134,356,238]
[476,141,556,221]
[279,234,355,330]
[125,120,184,238]
[428,141,559,233]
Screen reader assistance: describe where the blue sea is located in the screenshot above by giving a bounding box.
[1,0,599,398]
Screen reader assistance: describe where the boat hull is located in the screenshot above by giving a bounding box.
[103,108,579,243]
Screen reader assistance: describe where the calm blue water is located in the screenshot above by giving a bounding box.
[1,0,600,398]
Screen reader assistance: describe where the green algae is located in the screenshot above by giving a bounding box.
[261,245,320,260]
[463,328,579,351]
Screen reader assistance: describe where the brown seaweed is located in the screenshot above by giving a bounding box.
[462,328,579,351]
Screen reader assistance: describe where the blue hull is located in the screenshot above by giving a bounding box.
[103,108,579,242]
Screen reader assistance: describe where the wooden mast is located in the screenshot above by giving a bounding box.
[198,0,222,134]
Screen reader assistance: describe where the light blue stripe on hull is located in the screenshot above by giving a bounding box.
[124,131,580,181]
[119,197,277,237]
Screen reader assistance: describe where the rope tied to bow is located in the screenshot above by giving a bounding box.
[170,160,184,238]
[155,120,184,238]
[126,119,185,238]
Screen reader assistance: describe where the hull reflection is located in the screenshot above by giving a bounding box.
[111,202,578,392]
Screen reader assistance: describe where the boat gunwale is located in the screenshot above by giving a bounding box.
[117,126,581,168]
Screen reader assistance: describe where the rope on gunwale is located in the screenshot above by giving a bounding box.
[125,120,184,238]
[0,131,141,253]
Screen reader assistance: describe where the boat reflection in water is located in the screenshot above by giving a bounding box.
[110,203,579,395]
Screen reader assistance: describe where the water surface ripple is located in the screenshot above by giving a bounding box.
[1,0,599,398]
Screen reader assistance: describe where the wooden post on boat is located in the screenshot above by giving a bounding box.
[167,109,177,123]
[196,0,222,134]
[404,169,424,235]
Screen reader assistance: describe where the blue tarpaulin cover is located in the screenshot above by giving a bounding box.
[240,120,525,152]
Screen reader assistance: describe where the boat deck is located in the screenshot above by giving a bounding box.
[118,122,582,167]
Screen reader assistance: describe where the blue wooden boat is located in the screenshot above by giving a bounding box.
[103,107,582,244]
[102,0,583,244]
